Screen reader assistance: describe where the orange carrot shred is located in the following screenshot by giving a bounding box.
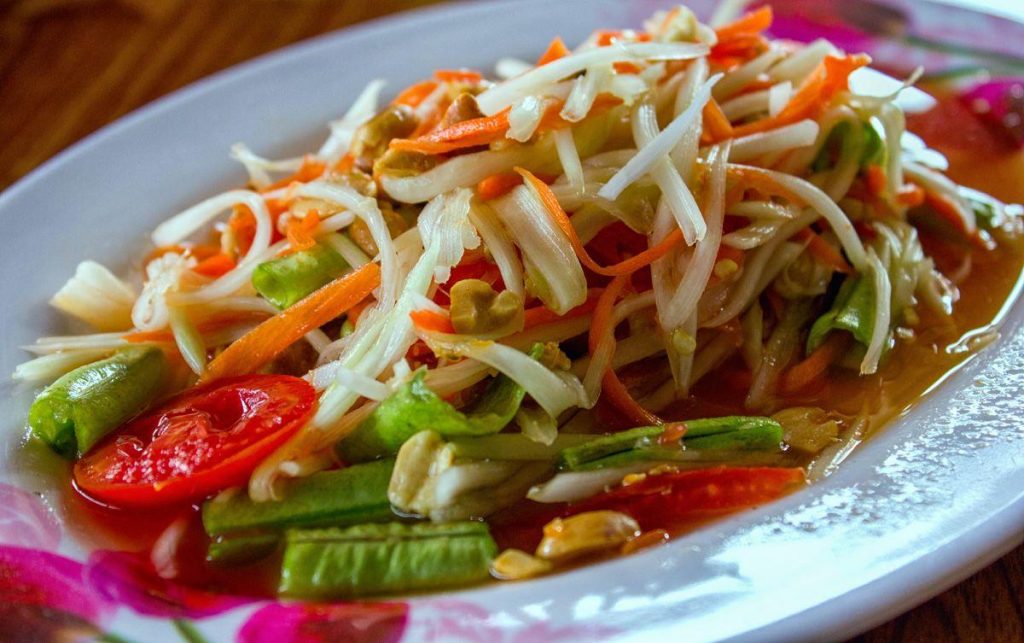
[389,108,511,155]
[409,309,456,334]
[613,61,644,75]
[202,263,381,382]
[522,289,603,329]
[259,156,326,193]
[283,209,320,255]
[897,182,925,207]
[589,274,663,427]
[476,173,524,201]
[658,422,688,444]
[719,53,870,141]
[923,190,988,250]
[393,80,439,108]
[346,296,373,327]
[702,98,735,141]
[794,228,852,274]
[434,69,483,84]
[865,165,887,197]
[193,253,237,278]
[714,6,773,43]
[536,37,571,66]
[780,332,851,394]
[334,153,356,173]
[516,167,684,277]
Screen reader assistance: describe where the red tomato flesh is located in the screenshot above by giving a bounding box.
[573,466,806,531]
[74,375,316,508]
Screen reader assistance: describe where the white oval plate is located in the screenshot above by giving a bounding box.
[1,1,1022,641]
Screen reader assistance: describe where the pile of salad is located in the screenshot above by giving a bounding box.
[15,4,1022,597]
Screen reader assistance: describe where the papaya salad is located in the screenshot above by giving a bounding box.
[14,5,1024,597]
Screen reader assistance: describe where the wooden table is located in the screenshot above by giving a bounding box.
[0,1,1021,640]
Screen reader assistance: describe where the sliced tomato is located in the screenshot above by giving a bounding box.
[571,466,806,531]
[74,375,316,508]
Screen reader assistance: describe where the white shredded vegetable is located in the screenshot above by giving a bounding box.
[476,41,708,115]
[50,261,136,332]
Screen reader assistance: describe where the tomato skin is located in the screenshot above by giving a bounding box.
[74,375,316,508]
[572,466,806,531]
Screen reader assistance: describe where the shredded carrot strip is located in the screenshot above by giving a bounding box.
[522,289,602,329]
[145,243,221,267]
[517,167,684,277]
[865,165,887,197]
[334,153,356,173]
[923,190,988,249]
[658,422,688,445]
[613,61,644,74]
[720,54,870,141]
[476,173,524,201]
[726,165,805,205]
[779,332,851,393]
[593,30,652,46]
[434,69,483,84]
[389,109,511,155]
[228,207,258,255]
[794,228,852,274]
[409,309,456,334]
[346,295,373,327]
[202,262,381,382]
[536,37,570,66]
[393,80,438,108]
[588,273,662,426]
[714,7,773,43]
[535,94,623,132]
[702,99,734,142]
[259,156,326,193]
[283,209,320,255]
[897,182,925,207]
[193,253,237,278]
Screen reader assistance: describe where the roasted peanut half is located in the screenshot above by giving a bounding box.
[490,548,553,581]
[535,510,641,562]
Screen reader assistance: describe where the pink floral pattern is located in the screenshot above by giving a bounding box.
[0,546,115,637]
[85,549,253,619]
[238,601,409,643]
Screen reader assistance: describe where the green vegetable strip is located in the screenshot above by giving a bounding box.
[806,275,875,353]
[558,426,662,470]
[28,346,168,458]
[278,522,497,598]
[683,417,784,451]
[812,120,883,172]
[202,459,394,537]
[338,369,526,463]
[252,242,349,309]
[449,433,595,461]
[559,416,784,471]
[206,532,280,565]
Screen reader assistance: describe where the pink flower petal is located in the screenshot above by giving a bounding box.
[85,549,252,619]
[238,601,409,643]
[0,545,115,625]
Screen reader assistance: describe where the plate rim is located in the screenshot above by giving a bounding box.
[1,1,1022,641]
